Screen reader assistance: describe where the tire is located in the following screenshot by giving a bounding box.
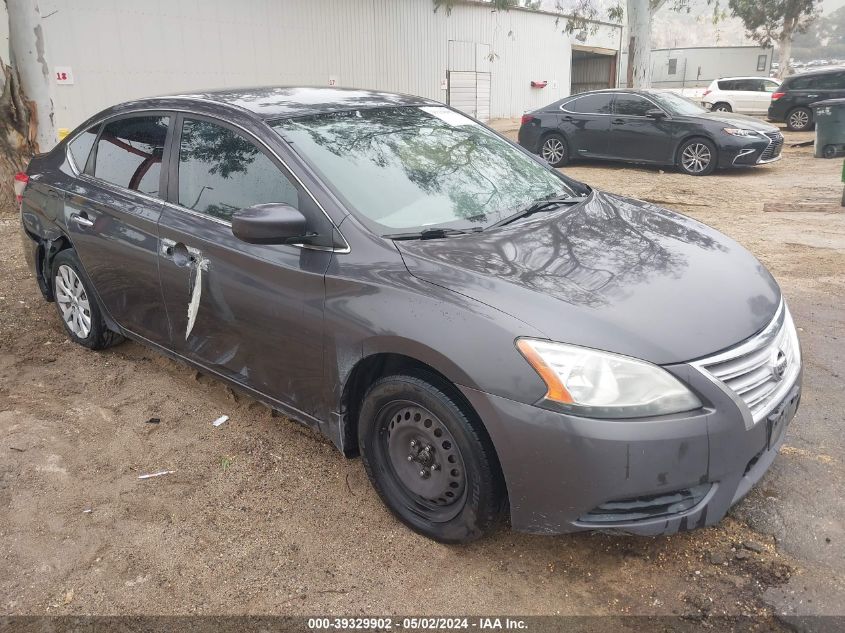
[677,137,717,176]
[51,249,124,350]
[712,102,732,113]
[358,373,504,543]
[822,144,837,159]
[539,133,569,167]
[786,107,813,131]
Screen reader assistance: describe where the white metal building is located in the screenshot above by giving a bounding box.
[1,0,622,131]
[648,45,774,89]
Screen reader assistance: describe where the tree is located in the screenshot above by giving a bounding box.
[728,0,822,78]
[1,0,56,211]
[788,6,845,61]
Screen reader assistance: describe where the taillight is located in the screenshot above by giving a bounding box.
[771,91,786,101]
[702,89,711,97]
[520,114,535,125]
[14,172,28,204]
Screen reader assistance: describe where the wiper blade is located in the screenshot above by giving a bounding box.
[486,195,588,230]
[384,227,483,241]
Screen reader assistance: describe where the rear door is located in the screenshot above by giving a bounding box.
[156,114,333,418]
[559,93,613,158]
[609,94,674,163]
[731,79,760,112]
[64,113,173,344]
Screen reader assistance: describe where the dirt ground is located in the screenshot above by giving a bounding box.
[1,125,843,626]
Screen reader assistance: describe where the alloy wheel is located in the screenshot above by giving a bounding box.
[55,264,92,339]
[381,401,468,521]
[714,105,730,112]
[541,137,566,164]
[681,142,712,174]
[788,109,810,130]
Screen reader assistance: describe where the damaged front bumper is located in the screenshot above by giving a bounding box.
[459,365,801,536]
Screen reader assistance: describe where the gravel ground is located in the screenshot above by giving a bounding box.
[1,126,843,627]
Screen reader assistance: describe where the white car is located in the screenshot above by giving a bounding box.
[701,77,781,115]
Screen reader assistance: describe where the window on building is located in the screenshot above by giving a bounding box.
[93,116,169,196]
[177,118,299,222]
[757,55,767,72]
[564,93,613,114]
[613,94,654,116]
[668,58,678,75]
[67,124,99,173]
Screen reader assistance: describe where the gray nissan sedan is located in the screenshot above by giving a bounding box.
[18,87,802,543]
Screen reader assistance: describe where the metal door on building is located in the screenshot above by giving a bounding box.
[447,71,491,120]
[447,40,491,121]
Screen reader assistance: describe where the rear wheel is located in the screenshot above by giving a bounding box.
[539,133,569,167]
[786,107,812,131]
[677,138,717,176]
[358,374,504,543]
[51,250,124,350]
[712,102,732,113]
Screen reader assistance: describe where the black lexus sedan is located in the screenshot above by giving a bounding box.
[518,89,784,175]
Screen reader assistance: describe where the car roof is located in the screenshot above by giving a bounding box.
[135,86,440,120]
[785,66,845,79]
[714,76,778,81]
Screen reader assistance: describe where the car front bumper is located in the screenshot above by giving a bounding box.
[718,133,783,167]
[459,365,801,535]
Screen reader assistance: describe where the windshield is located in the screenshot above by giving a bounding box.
[650,92,708,116]
[271,106,576,234]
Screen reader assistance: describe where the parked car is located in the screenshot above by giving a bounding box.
[768,67,845,130]
[701,76,781,114]
[518,89,784,175]
[19,87,801,543]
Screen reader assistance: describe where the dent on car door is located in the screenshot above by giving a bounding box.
[156,115,333,420]
[63,114,173,344]
[559,93,612,157]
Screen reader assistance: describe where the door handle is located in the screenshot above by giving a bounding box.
[612,118,626,124]
[160,238,200,267]
[71,213,94,228]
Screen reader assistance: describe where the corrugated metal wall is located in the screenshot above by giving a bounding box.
[36,0,620,129]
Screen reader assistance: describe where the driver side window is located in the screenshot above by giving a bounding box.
[177,118,299,222]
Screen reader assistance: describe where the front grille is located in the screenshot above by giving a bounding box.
[759,131,784,162]
[694,301,801,424]
[579,484,712,524]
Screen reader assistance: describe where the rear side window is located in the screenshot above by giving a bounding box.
[564,94,613,114]
[177,118,299,222]
[717,80,736,90]
[93,116,169,196]
[787,75,818,90]
[67,125,98,172]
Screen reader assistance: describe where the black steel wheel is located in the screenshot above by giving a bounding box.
[540,133,569,167]
[358,373,504,543]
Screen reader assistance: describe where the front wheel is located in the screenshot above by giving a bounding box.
[677,138,717,176]
[539,133,569,167]
[786,107,812,131]
[358,374,504,543]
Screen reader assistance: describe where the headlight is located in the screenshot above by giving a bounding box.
[723,128,758,137]
[516,339,702,418]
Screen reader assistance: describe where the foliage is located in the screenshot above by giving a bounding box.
[728,0,821,46]
[791,6,845,60]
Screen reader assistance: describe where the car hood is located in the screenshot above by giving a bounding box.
[396,191,781,365]
[695,111,780,131]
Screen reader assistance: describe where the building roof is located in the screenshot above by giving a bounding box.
[159,86,440,119]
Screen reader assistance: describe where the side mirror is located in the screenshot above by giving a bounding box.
[232,203,311,245]
[646,108,667,119]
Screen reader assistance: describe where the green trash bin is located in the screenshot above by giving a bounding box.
[811,98,845,159]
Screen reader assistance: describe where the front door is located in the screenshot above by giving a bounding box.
[608,94,674,163]
[64,114,172,344]
[156,115,332,419]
